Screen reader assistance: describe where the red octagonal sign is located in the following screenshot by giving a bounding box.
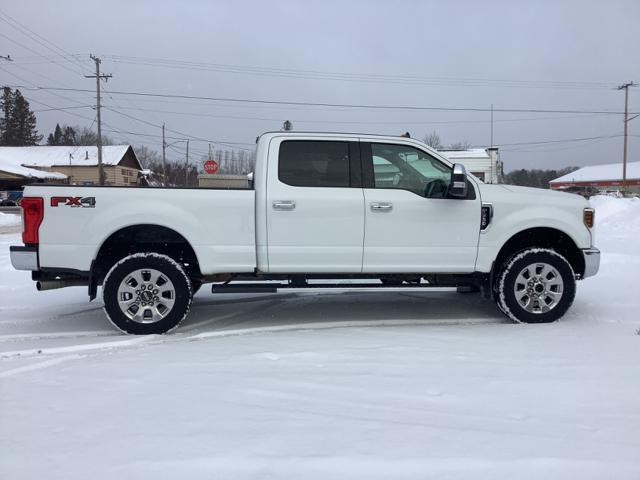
[203,159,219,174]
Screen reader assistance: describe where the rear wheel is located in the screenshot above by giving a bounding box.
[497,248,576,324]
[103,253,192,334]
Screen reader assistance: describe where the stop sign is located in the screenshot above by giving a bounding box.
[203,159,219,174]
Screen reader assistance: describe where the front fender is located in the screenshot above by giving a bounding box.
[475,205,591,272]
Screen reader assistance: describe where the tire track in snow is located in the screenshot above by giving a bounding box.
[0,330,117,343]
[0,335,156,358]
[0,354,83,378]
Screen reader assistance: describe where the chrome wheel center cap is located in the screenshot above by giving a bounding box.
[140,290,153,303]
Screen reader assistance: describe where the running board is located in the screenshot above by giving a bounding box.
[211,281,469,294]
[212,284,278,293]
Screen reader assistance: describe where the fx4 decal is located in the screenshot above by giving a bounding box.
[50,196,96,208]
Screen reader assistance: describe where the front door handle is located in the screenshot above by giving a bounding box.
[370,202,393,211]
[273,200,296,210]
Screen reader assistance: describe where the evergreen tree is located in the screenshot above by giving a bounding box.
[0,87,13,146]
[47,123,63,145]
[6,89,42,145]
[60,125,77,145]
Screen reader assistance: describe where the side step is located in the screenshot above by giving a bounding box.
[211,281,458,294]
[212,283,278,294]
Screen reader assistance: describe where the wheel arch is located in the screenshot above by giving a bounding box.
[493,227,585,281]
[91,224,202,297]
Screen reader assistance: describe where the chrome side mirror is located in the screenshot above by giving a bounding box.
[449,163,468,198]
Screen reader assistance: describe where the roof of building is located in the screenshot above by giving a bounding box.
[0,162,68,180]
[0,145,136,180]
[439,148,490,160]
[550,161,640,184]
[0,145,131,167]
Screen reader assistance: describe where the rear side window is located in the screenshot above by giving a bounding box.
[278,140,350,187]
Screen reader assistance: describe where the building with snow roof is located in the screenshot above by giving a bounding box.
[550,161,640,194]
[439,147,502,184]
[0,145,143,190]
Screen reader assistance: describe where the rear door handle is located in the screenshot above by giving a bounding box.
[370,202,393,211]
[273,200,296,210]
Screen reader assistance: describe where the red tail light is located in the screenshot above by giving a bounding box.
[21,197,44,245]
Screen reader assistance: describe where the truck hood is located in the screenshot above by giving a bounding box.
[477,183,589,208]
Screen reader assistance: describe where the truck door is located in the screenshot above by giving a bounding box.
[361,141,481,273]
[265,137,365,273]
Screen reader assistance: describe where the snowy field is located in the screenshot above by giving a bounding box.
[1,196,639,479]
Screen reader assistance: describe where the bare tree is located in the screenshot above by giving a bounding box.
[75,126,113,146]
[447,141,472,150]
[423,130,443,149]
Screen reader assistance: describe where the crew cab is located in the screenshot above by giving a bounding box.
[10,132,600,334]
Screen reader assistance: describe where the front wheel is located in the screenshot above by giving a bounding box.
[103,253,192,334]
[497,248,576,324]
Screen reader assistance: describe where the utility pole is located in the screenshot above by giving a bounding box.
[617,82,637,192]
[161,123,167,186]
[185,139,189,186]
[86,55,111,186]
[490,103,494,148]
[0,55,12,62]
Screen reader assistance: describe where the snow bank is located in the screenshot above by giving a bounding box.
[589,194,640,234]
[0,212,21,227]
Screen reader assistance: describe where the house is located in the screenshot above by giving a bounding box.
[439,147,502,184]
[550,161,640,194]
[0,145,143,190]
[198,173,251,189]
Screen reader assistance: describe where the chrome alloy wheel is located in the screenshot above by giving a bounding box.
[513,262,564,314]
[116,268,176,323]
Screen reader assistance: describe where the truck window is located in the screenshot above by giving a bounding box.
[368,143,452,199]
[278,140,350,187]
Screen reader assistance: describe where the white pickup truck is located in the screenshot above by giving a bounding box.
[10,132,599,334]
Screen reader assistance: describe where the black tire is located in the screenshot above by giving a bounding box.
[103,253,192,334]
[497,248,576,324]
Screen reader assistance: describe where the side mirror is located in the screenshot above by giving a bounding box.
[449,163,468,198]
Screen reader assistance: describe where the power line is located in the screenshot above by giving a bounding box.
[6,52,618,89]
[100,54,619,90]
[5,51,620,91]
[33,105,91,113]
[496,133,623,148]
[103,107,256,149]
[0,9,89,76]
[7,85,634,115]
[98,103,613,126]
[23,96,97,123]
[0,31,84,78]
[0,66,93,111]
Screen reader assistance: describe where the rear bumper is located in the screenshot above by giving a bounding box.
[581,248,600,278]
[10,246,38,271]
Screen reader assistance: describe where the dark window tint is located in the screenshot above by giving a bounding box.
[279,141,350,187]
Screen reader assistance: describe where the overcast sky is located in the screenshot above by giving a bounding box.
[1,0,638,171]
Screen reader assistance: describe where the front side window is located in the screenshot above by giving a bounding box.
[279,140,350,187]
[370,143,451,198]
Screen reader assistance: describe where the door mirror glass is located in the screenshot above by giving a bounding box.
[449,163,468,198]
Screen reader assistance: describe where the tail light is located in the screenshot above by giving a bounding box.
[21,197,44,245]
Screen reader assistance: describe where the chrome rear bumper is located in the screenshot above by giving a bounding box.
[10,246,38,271]
[582,248,600,278]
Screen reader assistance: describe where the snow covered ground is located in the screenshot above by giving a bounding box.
[1,196,639,479]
